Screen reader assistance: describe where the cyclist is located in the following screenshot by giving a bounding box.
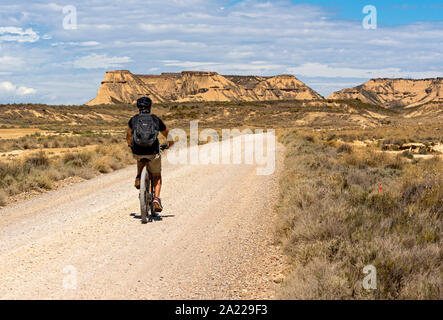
[126,96,173,212]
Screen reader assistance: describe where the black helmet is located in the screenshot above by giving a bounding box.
[137,96,152,112]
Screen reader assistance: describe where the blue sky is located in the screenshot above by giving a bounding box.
[0,0,442,104]
[290,0,443,25]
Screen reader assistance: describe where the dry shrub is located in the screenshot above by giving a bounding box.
[24,151,50,168]
[326,139,339,148]
[0,131,122,153]
[46,167,63,181]
[276,131,442,299]
[344,149,404,170]
[279,130,298,145]
[34,173,53,190]
[93,155,113,173]
[63,150,93,167]
[302,134,316,143]
[401,150,414,159]
[400,167,442,214]
[77,167,96,180]
[0,189,7,207]
[337,143,353,154]
[279,258,351,300]
[0,143,134,201]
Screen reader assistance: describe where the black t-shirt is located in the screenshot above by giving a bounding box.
[128,113,166,155]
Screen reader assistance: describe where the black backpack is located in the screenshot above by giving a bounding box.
[132,114,159,148]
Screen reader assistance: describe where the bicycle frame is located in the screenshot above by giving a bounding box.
[137,145,168,224]
[139,159,156,224]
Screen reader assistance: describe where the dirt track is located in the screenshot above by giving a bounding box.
[0,135,284,299]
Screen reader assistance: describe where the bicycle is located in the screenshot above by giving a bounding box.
[139,144,168,224]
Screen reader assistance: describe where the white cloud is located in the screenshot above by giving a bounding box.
[45,3,64,11]
[0,81,36,95]
[52,41,100,47]
[0,27,39,42]
[73,53,132,69]
[226,50,255,59]
[162,60,285,74]
[111,39,206,48]
[0,0,441,103]
[78,41,100,46]
[78,24,116,31]
[139,23,221,34]
[162,60,220,68]
[0,82,15,92]
[17,86,37,95]
[0,56,24,70]
[289,63,442,79]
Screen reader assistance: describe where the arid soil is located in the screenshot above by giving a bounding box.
[0,128,43,139]
[0,135,284,299]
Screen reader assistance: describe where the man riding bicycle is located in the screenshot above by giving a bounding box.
[126,97,173,212]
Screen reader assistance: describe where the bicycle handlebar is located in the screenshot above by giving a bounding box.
[128,144,169,151]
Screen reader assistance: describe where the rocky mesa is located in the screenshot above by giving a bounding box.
[328,78,443,108]
[86,70,324,105]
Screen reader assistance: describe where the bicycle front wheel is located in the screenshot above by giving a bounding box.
[139,167,149,223]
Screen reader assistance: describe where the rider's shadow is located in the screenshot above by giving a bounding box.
[130,213,175,222]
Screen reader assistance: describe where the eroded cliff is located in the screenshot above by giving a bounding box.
[86,70,324,105]
[328,78,443,108]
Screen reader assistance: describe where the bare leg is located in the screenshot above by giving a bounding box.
[152,174,162,198]
[136,160,145,177]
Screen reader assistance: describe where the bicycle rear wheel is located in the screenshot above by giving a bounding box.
[149,171,156,218]
[139,167,149,223]
[150,195,156,217]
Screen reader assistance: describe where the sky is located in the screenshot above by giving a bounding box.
[0,0,442,105]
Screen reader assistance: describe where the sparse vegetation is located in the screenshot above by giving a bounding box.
[336,143,353,154]
[321,123,442,145]
[0,189,7,207]
[1,101,442,299]
[0,144,134,206]
[0,99,409,135]
[276,130,442,299]
[0,132,124,153]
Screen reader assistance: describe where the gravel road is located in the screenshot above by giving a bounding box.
[0,135,284,299]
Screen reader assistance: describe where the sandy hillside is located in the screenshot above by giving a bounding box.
[404,102,443,118]
[86,70,323,105]
[328,78,443,108]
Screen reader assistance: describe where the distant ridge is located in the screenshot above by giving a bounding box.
[328,78,443,108]
[86,70,324,105]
